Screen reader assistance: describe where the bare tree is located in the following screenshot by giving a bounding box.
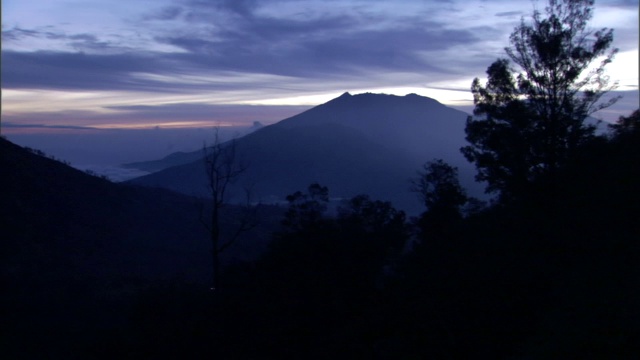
[200,128,256,291]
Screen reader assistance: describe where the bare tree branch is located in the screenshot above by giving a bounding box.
[202,127,254,291]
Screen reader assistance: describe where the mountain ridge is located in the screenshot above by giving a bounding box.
[126,92,482,213]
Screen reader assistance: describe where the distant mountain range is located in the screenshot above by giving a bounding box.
[121,121,265,173]
[126,92,484,213]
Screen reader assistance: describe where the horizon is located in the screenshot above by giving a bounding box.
[2,0,638,133]
[2,89,630,184]
[2,90,637,133]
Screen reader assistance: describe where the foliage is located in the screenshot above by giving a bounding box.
[281,182,330,232]
[610,108,640,138]
[338,194,406,238]
[411,160,469,250]
[462,0,618,201]
[336,194,408,270]
[411,159,468,214]
[271,186,408,295]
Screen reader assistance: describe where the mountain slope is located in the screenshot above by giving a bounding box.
[123,150,204,172]
[1,138,208,282]
[127,93,481,213]
[1,137,282,358]
[1,137,281,283]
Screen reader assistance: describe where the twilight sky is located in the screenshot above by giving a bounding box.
[2,0,639,132]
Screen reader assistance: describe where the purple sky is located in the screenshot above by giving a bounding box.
[2,0,638,132]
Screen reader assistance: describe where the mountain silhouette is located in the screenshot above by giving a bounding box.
[127,92,481,213]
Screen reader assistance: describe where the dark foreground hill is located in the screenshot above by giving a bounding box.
[0,137,281,358]
[126,93,481,213]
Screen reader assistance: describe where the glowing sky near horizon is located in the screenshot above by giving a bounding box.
[2,0,638,131]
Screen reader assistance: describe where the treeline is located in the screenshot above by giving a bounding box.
[99,111,638,359]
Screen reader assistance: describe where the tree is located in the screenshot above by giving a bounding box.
[411,159,468,216]
[281,183,330,232]
[610,109,640,138]
[462,0,619,201]
[337,194,407,238]
[412,159,468,244]
[268,187,408,306]
[201,128,255,291]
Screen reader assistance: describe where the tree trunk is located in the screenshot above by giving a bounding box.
[211,204,220,291]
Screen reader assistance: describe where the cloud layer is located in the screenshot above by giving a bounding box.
[2,0,638,128]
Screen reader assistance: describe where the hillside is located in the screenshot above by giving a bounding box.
[0,137,281,358]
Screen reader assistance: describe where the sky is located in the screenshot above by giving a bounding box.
[2,0,639,134]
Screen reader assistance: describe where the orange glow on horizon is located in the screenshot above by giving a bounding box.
[0,127,104,135]
[1,120,248,135]
[91,121,237,129]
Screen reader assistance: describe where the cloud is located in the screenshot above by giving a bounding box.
[1,26,132,53]
[143,6,185,21]
[495,11,522,17]
[2,103,312,128]
[3,6,483,94]
[1,50,169,92]
[184,0,259,17]
[1,27,42,41]
[102,103,311,123]
[1,122,97,131]
[2,0,637,126]
[159,21,476,76]
[604,0,640,8]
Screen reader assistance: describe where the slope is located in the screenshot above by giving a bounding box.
[1,137,282,358]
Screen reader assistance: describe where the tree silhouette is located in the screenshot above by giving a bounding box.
[263,186,409,326]
[336,194,408,273]
[201,129,255,291]
[462,0,619,202]
[281,183,330,232]
[610,108,640,138]
[412,159,468,245]
[412,159,468,216]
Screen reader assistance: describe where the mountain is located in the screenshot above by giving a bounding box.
[122,149,205,172]
[127,92,482,213]
[276,92,466,159]
[121,121,266,173]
